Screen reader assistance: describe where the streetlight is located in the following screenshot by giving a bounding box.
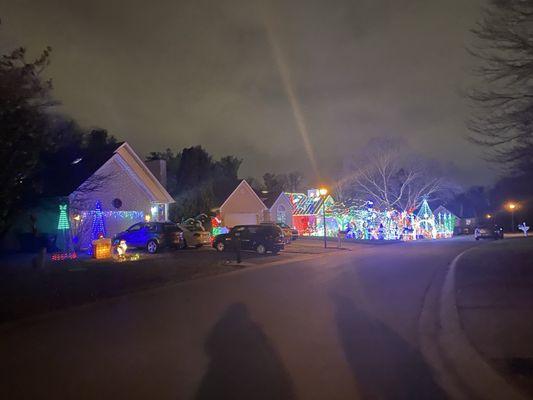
[319,188,328,248]
[486,214,492,219]
[507,202,516,232]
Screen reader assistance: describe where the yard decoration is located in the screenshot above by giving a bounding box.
[116,240,128,259]
[518,222,529,237]
[288,191,455,241]
[51,252,77,261]
[211,215,229,236]
[92,237,112,259]
[91,201,107,241]
[52,204,77,261]
[416,199,437,239]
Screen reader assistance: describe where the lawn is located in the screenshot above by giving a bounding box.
[0,248,254,323]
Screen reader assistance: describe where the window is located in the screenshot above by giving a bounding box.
[277,205,287,224]
[164,224,179,233]
[147,223,158,232]
[128,223,142,232]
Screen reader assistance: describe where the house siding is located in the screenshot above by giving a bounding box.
[220,181,267,227]
[268,194,294,226]
[69,157,154,248]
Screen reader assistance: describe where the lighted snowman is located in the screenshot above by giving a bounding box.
[116,240,128,258]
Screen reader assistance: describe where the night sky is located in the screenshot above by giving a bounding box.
[1,0,491,186]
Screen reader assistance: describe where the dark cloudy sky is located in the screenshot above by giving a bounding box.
[2,0,492,186]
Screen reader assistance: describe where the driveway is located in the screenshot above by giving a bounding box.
[0,237,503,399]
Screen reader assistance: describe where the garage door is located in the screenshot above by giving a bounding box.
[224,213,258,227]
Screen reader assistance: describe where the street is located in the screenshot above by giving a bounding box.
[0,238,519,399]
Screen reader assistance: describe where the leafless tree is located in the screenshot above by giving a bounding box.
[68,169,116,213]
[468,0,533,169]
[339,138,456,211]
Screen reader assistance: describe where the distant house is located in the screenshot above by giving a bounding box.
[287,189,335,235]
[259,191,293,226]
[218,180,268,227]
[433,205,459,224]
[5,142,174,251]
[434,205,477,234]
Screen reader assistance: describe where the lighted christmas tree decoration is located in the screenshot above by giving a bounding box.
[53,204,77,261]
[91,201,107,240]
[57,204,70,230]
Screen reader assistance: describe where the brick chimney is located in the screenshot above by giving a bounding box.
[145,159,167,188]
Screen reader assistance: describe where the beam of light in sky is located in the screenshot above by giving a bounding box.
[264,15,321,182]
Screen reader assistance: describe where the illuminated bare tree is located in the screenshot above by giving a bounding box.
[340,138,455,211]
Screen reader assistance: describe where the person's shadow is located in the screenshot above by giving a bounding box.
[195,303,295,400]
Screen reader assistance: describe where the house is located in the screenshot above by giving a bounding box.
[3,142,175,252]
[259,191,293,226]
[287,189,336,236]
[218,180,268,227]
[434,205,477,234]
[68,142,175,248]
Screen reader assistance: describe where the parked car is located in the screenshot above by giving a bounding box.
[113,222,184,253]
[278,222,299,241]
[213,224,285,254]
[474,225,504,240]
[178,224,211,248]
[261,222,291,244]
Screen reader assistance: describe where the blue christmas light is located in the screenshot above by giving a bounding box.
[91,201,107,240]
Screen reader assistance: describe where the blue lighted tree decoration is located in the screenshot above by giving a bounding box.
[91,201,107,240]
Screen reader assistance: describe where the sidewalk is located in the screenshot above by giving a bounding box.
[455,237,533,396]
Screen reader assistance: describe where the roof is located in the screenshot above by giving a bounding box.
[257,191,283,209]
[433,205,458,218]
[48,142,174,204]
[214,179,244,208]
[41,141,124,197]
[112,143,175,204]
[219,180,268,211]
[287,192,335,215]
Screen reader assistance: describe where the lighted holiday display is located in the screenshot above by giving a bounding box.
[90,201,107,241]
[211,215,229,236]
[208,189,455,241]
[53,204,77,260]
[92,237,112,259]
[57,204,70,230]
[289,191,455,241]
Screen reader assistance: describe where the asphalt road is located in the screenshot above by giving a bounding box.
[0,238,481,399]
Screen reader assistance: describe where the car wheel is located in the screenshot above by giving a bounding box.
[147,240,158,254]
[475,237,479,241]
[272,249,280,255]
[256,244,266,255]
[216,241,225,252]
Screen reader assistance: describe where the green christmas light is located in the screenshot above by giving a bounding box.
[57,204,70,230]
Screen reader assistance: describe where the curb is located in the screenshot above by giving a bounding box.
[437,248,528,400]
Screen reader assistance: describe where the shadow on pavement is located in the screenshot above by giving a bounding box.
[195,303,295,400]
[331,294,446,400]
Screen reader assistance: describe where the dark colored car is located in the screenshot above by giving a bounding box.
[113,222,184,253]
[213,224,285,254]
[474,225,504,240]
